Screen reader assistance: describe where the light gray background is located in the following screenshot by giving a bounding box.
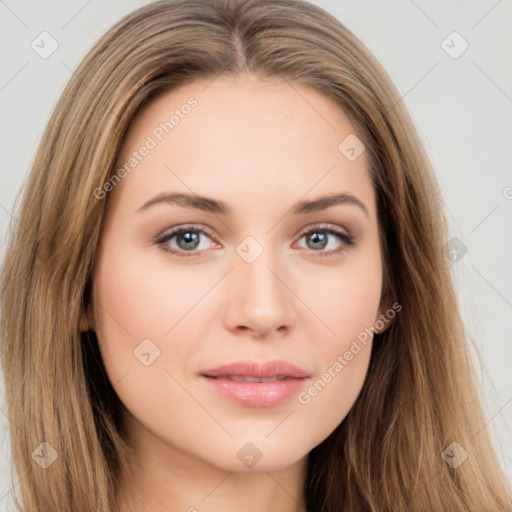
[1,0,511,507]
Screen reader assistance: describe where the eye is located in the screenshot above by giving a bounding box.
[294,223,355,257]
[154,223,355,258]
[154,224,218,257]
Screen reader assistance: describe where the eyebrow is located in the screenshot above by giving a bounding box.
[136,191,369,217]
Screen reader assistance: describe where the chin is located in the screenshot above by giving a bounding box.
[201,435,313,473]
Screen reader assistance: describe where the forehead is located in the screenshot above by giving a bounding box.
[108,74,375,219]
[122,74,360,158]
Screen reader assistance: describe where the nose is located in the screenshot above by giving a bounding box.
[222,244,297,340]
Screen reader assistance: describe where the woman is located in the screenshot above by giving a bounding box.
[1,0,510,511]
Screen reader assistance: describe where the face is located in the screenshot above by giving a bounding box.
[87,74,387,473]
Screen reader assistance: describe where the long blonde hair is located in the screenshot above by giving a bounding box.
[1,0,510,510]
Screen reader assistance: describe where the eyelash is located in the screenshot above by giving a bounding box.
[154,223,355,258]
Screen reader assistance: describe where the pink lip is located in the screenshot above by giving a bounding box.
[202,360,310,379]
[200,360,310,407]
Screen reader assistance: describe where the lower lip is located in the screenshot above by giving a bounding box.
[200,376,308,407]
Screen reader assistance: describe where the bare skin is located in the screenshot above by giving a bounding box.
[84,73,390,512]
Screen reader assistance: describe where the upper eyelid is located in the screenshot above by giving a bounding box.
[156,223,217,241]
[155,222,352,245]
[155,223,355,260]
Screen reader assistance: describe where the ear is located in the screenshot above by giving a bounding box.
[373,299,401,334]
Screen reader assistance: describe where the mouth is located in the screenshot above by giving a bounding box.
[199,360,310,407]
[205,375,295,382]
[201,359,310,379]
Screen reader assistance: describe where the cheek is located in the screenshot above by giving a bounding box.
[296,253,381,435]
[93,233,216,338]
[311,246,383,346]
[91,236,194,380]
[90,240,218,437]
[91,232,230,396]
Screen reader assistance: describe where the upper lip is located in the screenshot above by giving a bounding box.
[201,360,310,379]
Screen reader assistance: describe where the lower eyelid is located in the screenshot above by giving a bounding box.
[155,224,354,256]
[155,228,216,252]
[295,229,355,254]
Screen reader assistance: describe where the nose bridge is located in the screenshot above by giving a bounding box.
[224,232,296,335]
[237,233,287,304]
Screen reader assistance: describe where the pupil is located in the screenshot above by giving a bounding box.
[178,231,199,250]
[309,232,327,250]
